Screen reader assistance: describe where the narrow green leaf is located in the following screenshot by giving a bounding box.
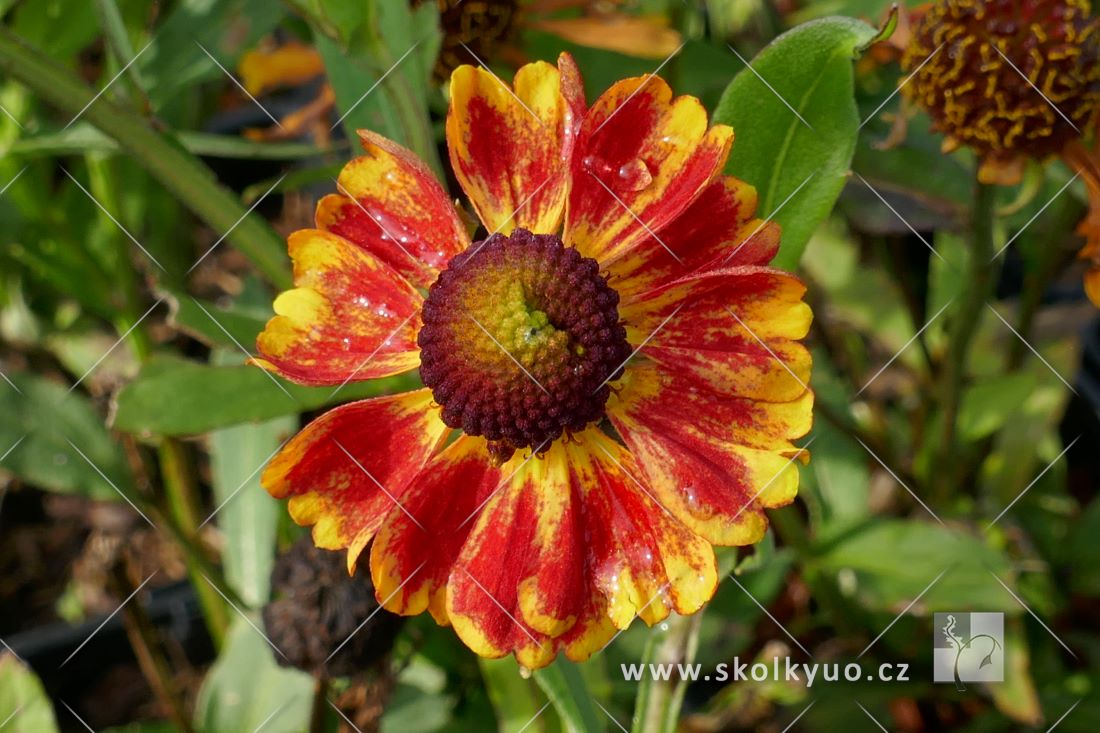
[138,0,285,112]
[957,372,1038,441]
[1,372,135,501]
[0,654,60,733]
[309,0,442,176]
[713,17,879,269]
[533,660,606,733]
[209,394,294,607]
[92,0,145,97]
[163,291,269,349]
[6,125,342,160]
[111,354,418,435]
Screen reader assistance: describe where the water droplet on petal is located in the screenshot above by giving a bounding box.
[617,159,653,191]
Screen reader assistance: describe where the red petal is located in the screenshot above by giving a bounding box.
[608,364,812,546]
[254,229,422,386]
[447,53,585,235]
[565,431,717,629]
[565,76,732,264]
[620,266,811,401]
[608,177,781,301]
[316,130,469,289]
[261,389,450,569]
[445,442,617,668]
[370,435,503,625]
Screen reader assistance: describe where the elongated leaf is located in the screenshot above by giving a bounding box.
[209,404,294,608]
[164,291,269,349]
[1,372,135,501]
[6,125,339,160]
[533,660,606,733]
[138,0,284,112]
[0,654,59,733]
[309,0,442,175]
[713,17,879,269]
[111,354,418,435]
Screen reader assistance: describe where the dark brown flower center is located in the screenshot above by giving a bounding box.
[418,228,631,463]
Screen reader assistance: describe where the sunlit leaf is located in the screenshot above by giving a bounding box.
[714,17,879,269]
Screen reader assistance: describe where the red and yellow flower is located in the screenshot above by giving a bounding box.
[253,53,813,668]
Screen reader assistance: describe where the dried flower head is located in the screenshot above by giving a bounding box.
[902,0,1100,184]
[263,536,403,677]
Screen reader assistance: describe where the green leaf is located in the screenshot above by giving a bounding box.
[194,619,314,733]
[1068,497,1100,596]
[533,659,606,733]
[138,0,284,113]
[803,424,871,531]
[957,372,1038,441]
[163,291,269,349]
[309,0,441,176]
[813,519,1018,612]
[209,403,295,608]
[111,354,417,435]
[0,653,59,733]
[381,659,454,733]
[713,17,878,269]
[1,372,135,501]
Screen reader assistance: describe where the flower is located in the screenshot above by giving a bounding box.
[253,52,813,669]
[901,0,1100,185]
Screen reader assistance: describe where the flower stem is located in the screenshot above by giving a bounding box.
[631,612,703,733]
[937,177,998,495]
[158,439,230,647]
[111,561,197,733]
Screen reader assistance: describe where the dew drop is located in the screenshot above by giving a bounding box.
[617,159,653,192]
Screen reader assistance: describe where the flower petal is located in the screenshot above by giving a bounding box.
[370,435,503,625]
[447,53,584,235]
[565,430,717,629]
[565,76,732,264]
[607,364,812,546]
[316,130,470,289]
[254,229,422,386]
[261,389,449,569]
[445,442,614,668]
[618,266,811,401]
[608,177,780,301]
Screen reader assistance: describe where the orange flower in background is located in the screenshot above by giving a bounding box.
[427,0,683,79]
[252,53,813,668]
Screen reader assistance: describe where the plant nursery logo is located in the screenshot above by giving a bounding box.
[933,612,1004,690]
